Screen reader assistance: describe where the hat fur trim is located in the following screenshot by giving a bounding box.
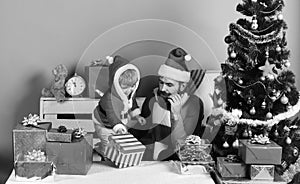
[158,64,190,82]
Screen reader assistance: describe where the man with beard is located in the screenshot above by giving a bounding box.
[129,47,205,160]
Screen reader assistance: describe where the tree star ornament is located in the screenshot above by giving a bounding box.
[259,59,277,79]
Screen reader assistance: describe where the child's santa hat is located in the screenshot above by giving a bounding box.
[158,47,191,83]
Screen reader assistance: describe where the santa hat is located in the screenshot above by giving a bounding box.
[158,47,191,82]
[106,55,130,86]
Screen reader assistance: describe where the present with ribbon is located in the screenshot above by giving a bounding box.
[14,150,56,181]
[13,114,52,161]
[250,165,275,181]
[216,156,247,178]
[239,139,282,164]
[46,126,73,143]
[45,133,93,175]
[177,135,213,165]
[105,134,146,168]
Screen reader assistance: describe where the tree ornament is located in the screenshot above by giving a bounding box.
[284,61,291,68]
[223,141,229,148]
[286,136,292,144]
[286,87,291,92]
[228,75,233,79]
[247,98,252,105]
[248,129,253,137]
[280,94,289,104]
[233,139,239,148]
[260,76,266,81]
[243,129,249,138]
[276,45,282,52]
[225,36,232,44]
[270,96,277,102]
[238,79,243,85]
[266,112,273,119]
[259,59,277,79]
[251,15,258,30]
[277,13,283,20]
[230,51,237,58]
[274,129,279,137]
[217,98,224,106]
[250,107,256,115]
[261,101,267,109]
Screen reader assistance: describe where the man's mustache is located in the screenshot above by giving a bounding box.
[158,90,171,97]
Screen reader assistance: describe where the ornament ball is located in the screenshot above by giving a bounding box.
[251,23,258,30]
[277,14,283,20]
[280,95,289,104]
[266,112,273,119]
[250,107,256,115]
[230,52,237,58]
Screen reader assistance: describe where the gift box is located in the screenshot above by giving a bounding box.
[85,65,109,98]
[177,138,213,164]
[13,122,52,161]
[105,134,146,168]
[46,133,93,175]
[46,128,73,143]
[216,156,247,178]
[14,152,55,181]
[239,139,282,164]
[172,161,208,175]
[250,165,275,181]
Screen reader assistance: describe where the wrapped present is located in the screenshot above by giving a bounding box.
[239,139,282,164]
[14,150,55,181]
[216,156,247,178]
[84,64,109,98]
[46,126,73,143]
[105,134,146,168]
[13,114,52,161]
[250,165,275,181]
[172,161,208,175]
[46,133,93,175]
[177,135,214,164]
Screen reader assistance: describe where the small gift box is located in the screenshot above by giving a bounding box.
[46,126,73,143]
[14,150,55,181]
[46,133,93,175]
[105,134,146,168]
[250,165,275,181]
[177,135,213,164]
[172,161,208,175]
[13,114,52,161]
[239,139,282,164]
[84,63,109,98]
[216,155,247,178]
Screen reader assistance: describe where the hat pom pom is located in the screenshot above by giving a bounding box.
[106,56,114,64]
[184,54,192,61]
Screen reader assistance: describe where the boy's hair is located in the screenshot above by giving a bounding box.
[119,69,138,87]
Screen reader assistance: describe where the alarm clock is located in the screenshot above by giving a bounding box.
[65,73,86,97]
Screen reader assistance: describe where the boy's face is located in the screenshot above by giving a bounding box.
[120,83,136,97]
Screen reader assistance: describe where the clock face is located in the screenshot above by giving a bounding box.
[65,75,86,96]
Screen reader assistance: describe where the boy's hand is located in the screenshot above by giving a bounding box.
[136,116,146,126]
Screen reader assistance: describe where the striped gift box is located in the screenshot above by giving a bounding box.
[105,134,146,168]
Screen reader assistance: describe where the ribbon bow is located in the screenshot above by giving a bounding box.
[250,134,270,144]
[21,114,41,126]
[225,155,240,163]
[72,128,86,139]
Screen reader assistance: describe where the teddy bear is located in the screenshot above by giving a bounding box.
[41,64,68,102]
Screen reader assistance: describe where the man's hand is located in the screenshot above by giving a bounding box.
[136,115,147,126]
[168,93,189,119]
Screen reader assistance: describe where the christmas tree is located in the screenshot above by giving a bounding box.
[205,0,300,181]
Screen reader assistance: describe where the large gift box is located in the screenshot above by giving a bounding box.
[85,65,109,98]
[13,122,52,161]
[46,133,93,175]
[250,165,275,181]
[217,156,247,178]
[46,128,73,143]
[105,134,146,168]
[239,139,282,164]
[14,151,55,181]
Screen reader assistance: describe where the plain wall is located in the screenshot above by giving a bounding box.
[0,0,299,182]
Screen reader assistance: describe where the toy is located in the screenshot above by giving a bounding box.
[41,64,68,102]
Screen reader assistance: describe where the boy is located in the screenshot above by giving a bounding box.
[92,55,146,157]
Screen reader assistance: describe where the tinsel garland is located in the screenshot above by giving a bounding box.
[230,23,283,44]
[211,95,300,127]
